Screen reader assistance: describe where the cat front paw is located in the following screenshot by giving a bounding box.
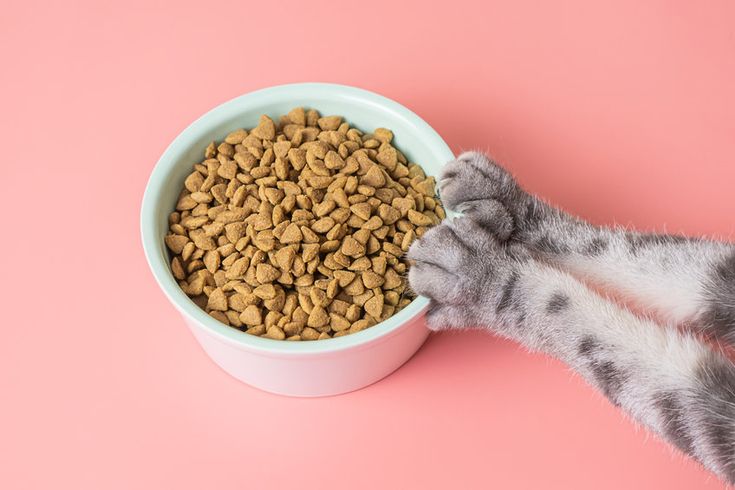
[407,216,527,331]
[438,151,529,241]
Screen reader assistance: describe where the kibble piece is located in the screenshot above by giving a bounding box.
[407,209,433,226]
[171,257,186,280]
[350,202,371,220]
[318,115,342,131]
[240,305,262,326]
[373,128,393,143]
[376,147,398,169]
[251,115,276,140]
[253,283,277,300]
[364,294,384,319]
[341,236,365,258]
[280,223,302,244]
[362,270,385,289]
[307,305,329,329]
[264,326,286,340]
[332,270,355,288]
[383,268,402,290]
[378,204,401,225]
[275,246,296,271]
[165,234,189,254]
[246,325,266,336]
[301,327,320,340]
[361,165,386,187]
[330,313,351,332]
[256,263,280,283]
[207,288,228,311]
[225,128,248,145]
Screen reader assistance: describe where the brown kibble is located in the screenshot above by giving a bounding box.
[309,287,329,308]
[280,222,302,244]
[165,234,189,254]
[184,172,204,193]
[361,165,386,187]
[239,305,262,326]
[362,215,383,230]
[226,257,250,280]
[167,107,444,339]
[364,294,384,319]
[330,313,351,331]
[373,128,393,143]
[414,177,436,196]
[251,114,276,140]
[228,293,250,312]
[264,326,286,340]
[333,270,355,288]
[203,250,221,273]
[378,204,401,225]
[181,242,196,261]
[287,107,306,125]
[273,141,291,159]
[209,310,230,325]
[225,128,248,145]
[371,255,387,275]
[343,276,365,296]
[362,270,385,289]
[349,319,369,333]
[383,242,403,257]
[391,197,416,217]
[207,288,228,311]
[352,228,371,245]
[204,141,217,158]
[318,115,342,131]
[350,202,371,220]
[408,209,433,226]
[246,325,266,336]
[324,151,345,170]
[307,305,329,328]
[383,268,402,289]
[190,229,216,251]
[341,236,365,258]
[256,263,280,283]
[312,217,335,233]
[401,229,415,251]
[253,283,277,300]
[348,256,372,271]
[275,246,296,271]
[345,304,361,322]
[171,257,186,280]
[376,146,398,169]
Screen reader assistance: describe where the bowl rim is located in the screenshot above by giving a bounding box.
[140,82,454,355]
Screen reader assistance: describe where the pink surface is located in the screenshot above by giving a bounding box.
[2,1,735,489]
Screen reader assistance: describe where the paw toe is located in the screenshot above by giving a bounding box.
[438,152,520,240]
[408,262,463,304]
[406,223,470,269]
[425,302,475,331]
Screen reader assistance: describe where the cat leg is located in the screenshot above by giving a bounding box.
[438,151,735,344]
[408,217,735,484]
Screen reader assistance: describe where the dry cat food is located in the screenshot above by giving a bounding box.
[164,107,445,340]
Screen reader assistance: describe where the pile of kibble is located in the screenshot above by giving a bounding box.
[164,107,444,340]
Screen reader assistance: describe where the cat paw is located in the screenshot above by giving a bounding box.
[438,151,530,241]
[407,216,527,331]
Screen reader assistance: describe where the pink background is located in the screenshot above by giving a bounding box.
[3,1,735,488]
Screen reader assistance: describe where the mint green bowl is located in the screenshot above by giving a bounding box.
[141,83,454,396]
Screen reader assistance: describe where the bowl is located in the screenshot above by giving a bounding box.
[141,83,454,396]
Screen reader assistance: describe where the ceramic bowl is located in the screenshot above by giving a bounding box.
[141,83,453,396]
